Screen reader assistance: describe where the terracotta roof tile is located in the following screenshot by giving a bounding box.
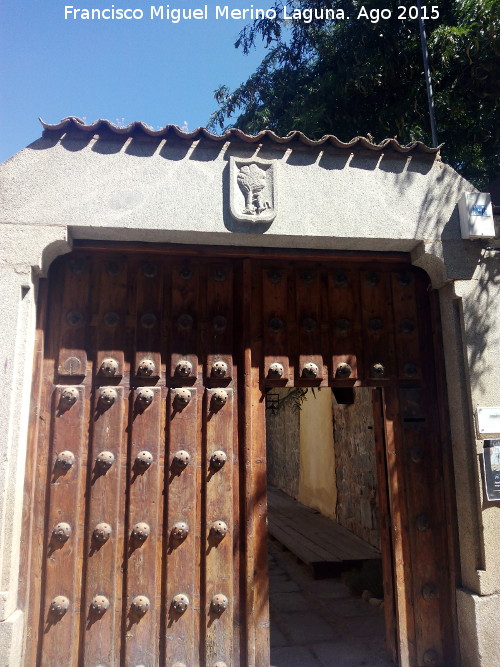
[40,116,442,155]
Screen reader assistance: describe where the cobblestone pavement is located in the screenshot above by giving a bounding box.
[269,539,394,667]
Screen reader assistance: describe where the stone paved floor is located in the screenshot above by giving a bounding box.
[269,539,394,667]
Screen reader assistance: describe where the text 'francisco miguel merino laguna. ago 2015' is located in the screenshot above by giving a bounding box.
[64,5,440,23]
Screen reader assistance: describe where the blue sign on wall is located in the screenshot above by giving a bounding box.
[472,204,487,216]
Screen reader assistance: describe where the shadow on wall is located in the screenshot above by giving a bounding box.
[398,150,497,399]
[461,255,499,396]
[27,128,464,246]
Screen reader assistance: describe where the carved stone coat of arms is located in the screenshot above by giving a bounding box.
[229,157,276,224]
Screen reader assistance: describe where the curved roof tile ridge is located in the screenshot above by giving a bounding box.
[39,117,442,154]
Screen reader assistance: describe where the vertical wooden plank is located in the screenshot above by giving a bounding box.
[202,260,238,664]
[56,256,91,379]
[360,270,396,380]
[19,277,49,666]
[328,268,362,381]
[205,262,234,382]
[92,256,128,379]
[382,385,416,667]
[124,385,162,666]
[392,270,439,666]
[251,393,269,667]
[243,260,270,667]
[133,257,163,381]
[371,389,397,664]
[124,255,164,665]
[39,385,86,667]
[400,273,456,666]
[204,388,234,665]
[81,385,125,665]
[164,388,199,666]
[391,271,441,664]
[78,253,129,664]
[397,386,445,665]
[242,259,255,667]
[252,262,269,667]
[169,261,199,380]
[391,270,422,380]
[231,259,244,665]
[295,265,325,385]
[262,264,290,384]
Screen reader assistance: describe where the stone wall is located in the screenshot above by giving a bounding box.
[266,388,300,499]
[332,388,380,549]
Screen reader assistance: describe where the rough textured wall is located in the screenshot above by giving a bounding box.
[333,388,380,548]
[266,388,300,499]
[298,389,337,519]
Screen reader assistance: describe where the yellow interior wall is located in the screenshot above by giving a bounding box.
[297,389,337,519]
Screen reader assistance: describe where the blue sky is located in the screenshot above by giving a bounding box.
[0,1,271,162]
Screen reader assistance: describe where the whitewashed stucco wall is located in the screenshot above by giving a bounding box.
[0,133,476,252]
[0,129,498,665]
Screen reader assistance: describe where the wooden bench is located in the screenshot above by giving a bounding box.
[267,486,381,578]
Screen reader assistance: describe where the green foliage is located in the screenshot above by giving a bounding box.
[209,0,500,187]
[268,387,311,413]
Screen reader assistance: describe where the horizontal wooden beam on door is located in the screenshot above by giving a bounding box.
[73,240,412,266]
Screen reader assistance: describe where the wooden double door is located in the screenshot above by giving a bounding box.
[22,246,458,666]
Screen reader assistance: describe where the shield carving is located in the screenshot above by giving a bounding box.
[229,157,277,223]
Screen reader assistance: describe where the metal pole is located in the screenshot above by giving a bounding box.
[417,0,439,146]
